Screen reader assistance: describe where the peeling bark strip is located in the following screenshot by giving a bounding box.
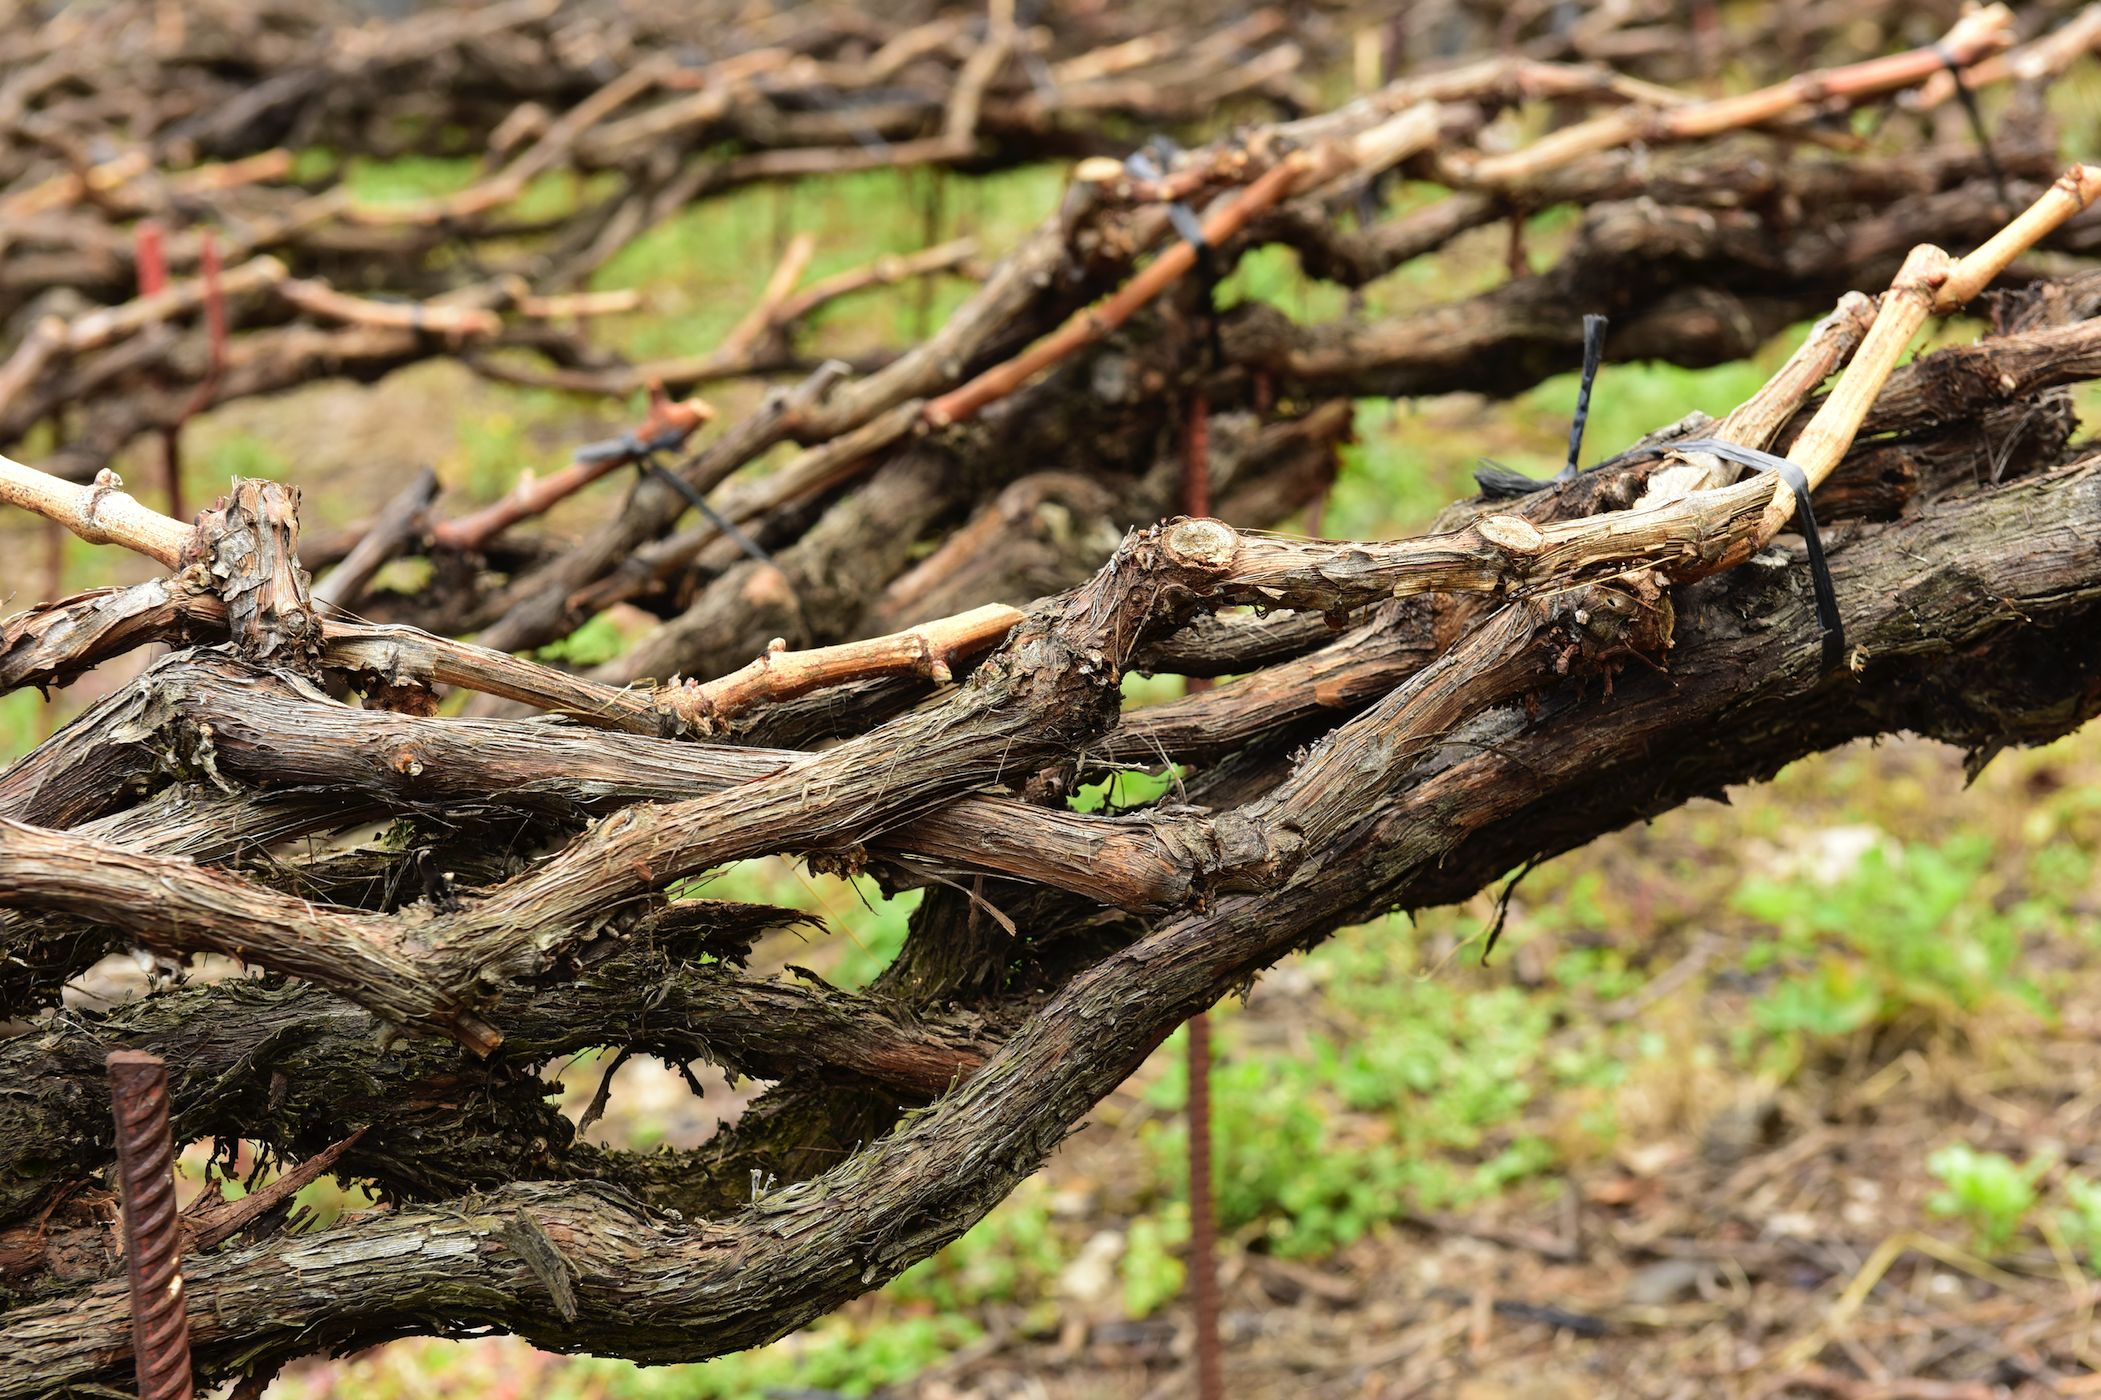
[187,479,321,673]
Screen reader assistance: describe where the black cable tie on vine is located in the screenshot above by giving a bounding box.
[1934,41,2013,211]
[1473,458,1550,498]
[1124,144,1210,253]
[1166,200,1210,252]
[574,425,691,465]
[1473,313,1609,498]
[1558,314,1609,483]
[638,456,774,565]
[1669,438,1846,675]
[1128,137,1223,366]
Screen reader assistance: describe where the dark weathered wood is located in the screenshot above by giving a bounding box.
[310,467,438,614]
[0,928,1003,1238]
[5,447,2099,1392]
[8,287,2098,1047]
[1226,175,2098,405]
[0,518,1260,1050]
[16,12,2101,1382]
[8,289,2101,1396]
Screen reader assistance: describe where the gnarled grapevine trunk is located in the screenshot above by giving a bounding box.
[12,3,2101,1390]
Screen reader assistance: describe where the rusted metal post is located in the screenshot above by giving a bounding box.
[134,221,184,524]
[1181,385,1225,1400]
[1186,1008,1224,1400]
[107,1049,193,1400]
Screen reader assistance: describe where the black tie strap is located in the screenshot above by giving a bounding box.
[1128,137,1223,365]
[1557,314,1609,482]
[1933,41,2012,211]
[574,424,690,465]
[1127,145,1210,252]
[639,458,773,566]
[1474,313,1611,498]
[1165,199,1209,251]
[573,425,776,566]
[1670,437,1846,675]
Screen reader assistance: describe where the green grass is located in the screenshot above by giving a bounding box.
[1737,834,2060,1045]
[200,431,294,487]
[1133,906,1622,1261]
[666,858,921,990]
[1925,1143,2048,1256]
[592,164,1066,366]
[341,153,480,204]
[0,689,43,766]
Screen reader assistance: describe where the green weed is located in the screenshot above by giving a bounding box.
[0,689,41,766]
[582,1310,981,1400]
[1133,915,1620,1260]
[663,860,919,990]
[449,404,580,504]
[1215,244,1350,326]
[820,883,919,989]
[1069,765,1185,813]
[202,432,293,487]
[288,147,339,185]
[339,161,615,223]
[1121,1207,1189,1316]
[1737,835,2051,1038]
[533,611,630,668]
[2057,1172,2101,1266]
[592,165,1064,365]
[1925,1143,2049,1255]
[1324,400,1484,540]
[341,154,479,204]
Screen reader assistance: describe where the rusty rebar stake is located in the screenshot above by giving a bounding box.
[1186,1009,1224,1400]
[107,1049,193,1400]
[1181,382,1225,1400]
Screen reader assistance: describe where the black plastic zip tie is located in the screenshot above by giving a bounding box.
[1670,437,1845,674]
[574,425,691,465]
[1935,42,2012,211]
[1557,314,1608,482]
[1129,138,1222,364]
[1473,313,1609,498]
[1165,200,1209,251]
[1474,458,1550,498]
[642,458,773,565]
[1125,147,1210,251]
